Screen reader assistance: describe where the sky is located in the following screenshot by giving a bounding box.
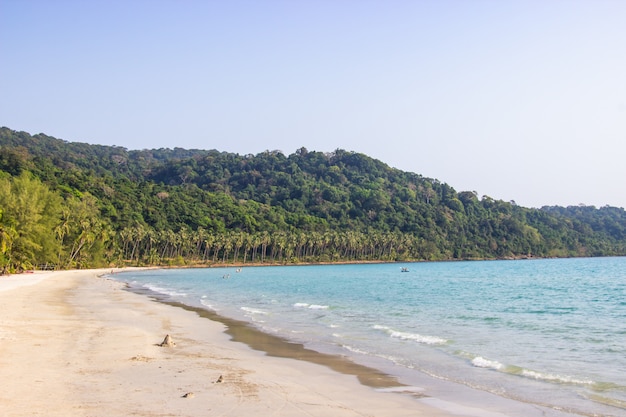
[2,0,625,209]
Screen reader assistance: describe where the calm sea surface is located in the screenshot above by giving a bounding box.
[114,257,626,416]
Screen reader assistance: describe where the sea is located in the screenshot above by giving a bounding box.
[111,257,626,417]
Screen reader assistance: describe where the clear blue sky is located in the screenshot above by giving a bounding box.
[2,0,625,208]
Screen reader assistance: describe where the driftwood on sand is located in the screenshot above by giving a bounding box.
[158,334,176,347]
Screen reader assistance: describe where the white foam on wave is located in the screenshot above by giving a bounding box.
[241,306,268,315]
[373,325,448,345]
[342,344,369,355]
[466,353,596,386]
[520,369,594,386]
[293,302,329,310]
[143,283,187,297]
[376,386,425,394]
[471,356,504,370]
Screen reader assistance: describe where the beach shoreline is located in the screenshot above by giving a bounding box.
[118,267,587,417]
[0,269,458,416]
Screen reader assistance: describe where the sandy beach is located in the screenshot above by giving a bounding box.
[0,269,460,417]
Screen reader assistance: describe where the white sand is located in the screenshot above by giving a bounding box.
[0,271,53,292]
[0,269,457,416]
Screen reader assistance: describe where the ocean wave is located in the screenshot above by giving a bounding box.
[342,344,369,355]
[589,381,626,392]
[241,306,268,315]
[200,299,216,310]
[376,386,425,395]
[373,325,448,345]
[471,356,504,370]
[463,352,597,386]
[519,369,595,385]
[586,393,626,410]
[341,343,401,366]
[310,304,329,310]
[142,283,187,297]
[293,302,330,310]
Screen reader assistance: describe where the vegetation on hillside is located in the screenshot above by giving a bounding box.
[1,126,624,272]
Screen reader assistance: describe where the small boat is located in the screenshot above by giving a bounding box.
[400,267,409,272]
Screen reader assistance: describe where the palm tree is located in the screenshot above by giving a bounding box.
[130,224,146,263]
[212,234,224,263]
[260,231,270,263]
[54,206,71,266]
[232,231,245,263]
[119,227,134,260]
[222,233,234,263]
[202,233,215,262]
[250,233,262,263]
[242,233,253,264]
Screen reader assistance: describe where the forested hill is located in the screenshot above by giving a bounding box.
[1,126,625,271]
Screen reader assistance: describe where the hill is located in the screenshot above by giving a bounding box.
[0,126,624,271]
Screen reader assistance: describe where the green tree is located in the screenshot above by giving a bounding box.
[57,193,107,268]
[0,209,17,273]
[0,172,62,270]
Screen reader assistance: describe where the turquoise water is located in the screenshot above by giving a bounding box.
[115,257,626,416]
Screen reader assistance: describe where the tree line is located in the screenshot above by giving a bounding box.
[1,127,624,272]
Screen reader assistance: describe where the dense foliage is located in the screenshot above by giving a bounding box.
[1,127,624,272]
